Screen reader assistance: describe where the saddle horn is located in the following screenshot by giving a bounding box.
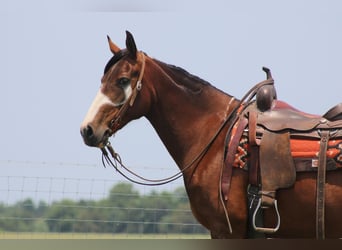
[262,67,272,80]
[256,67,277,112]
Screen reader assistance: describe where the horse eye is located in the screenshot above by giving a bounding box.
[117,77,130,87]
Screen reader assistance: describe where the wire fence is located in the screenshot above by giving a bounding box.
[0,160,209,238]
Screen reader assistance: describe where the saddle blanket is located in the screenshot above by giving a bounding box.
[233,134,342,170]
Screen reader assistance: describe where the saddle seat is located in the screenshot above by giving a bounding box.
[257,100,341,133]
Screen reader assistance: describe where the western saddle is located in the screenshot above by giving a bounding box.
[222,68,342,239]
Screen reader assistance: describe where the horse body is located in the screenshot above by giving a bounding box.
[80,31,342,238]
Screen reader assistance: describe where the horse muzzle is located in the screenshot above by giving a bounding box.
[80,124,111,148]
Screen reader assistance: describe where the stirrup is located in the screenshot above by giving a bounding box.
[252,198,280,234]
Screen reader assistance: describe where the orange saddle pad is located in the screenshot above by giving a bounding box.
[233,134,342,169]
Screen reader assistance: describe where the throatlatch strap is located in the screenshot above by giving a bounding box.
[316,130,330,239]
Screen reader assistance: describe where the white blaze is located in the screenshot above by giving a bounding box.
[123,84,133,102]
[81,85,133,128]
[81,89,114,127]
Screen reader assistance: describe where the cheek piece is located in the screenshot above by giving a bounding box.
[108,52,145,135]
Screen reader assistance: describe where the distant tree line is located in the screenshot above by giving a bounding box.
[0,183,207,234]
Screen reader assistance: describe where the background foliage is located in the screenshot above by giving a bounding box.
[0,183,207,234]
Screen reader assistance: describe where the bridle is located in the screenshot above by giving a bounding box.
[107,51,146,135]
[101,50,192,185]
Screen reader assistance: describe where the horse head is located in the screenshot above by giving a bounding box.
[80,31,150,148]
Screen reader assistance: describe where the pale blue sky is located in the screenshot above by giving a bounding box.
[0,0,341,202]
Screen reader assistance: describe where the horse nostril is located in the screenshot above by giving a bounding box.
[103,129,111,138]
[85,125,94,137]
[81,125,94,139]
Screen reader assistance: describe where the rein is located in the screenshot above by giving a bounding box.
[101,97,236,186]
[101,143,183,186]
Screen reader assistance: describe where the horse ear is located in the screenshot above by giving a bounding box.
[107,35,121,54]
[125,30,137,59]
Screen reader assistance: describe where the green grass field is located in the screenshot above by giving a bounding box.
[0,232,210,239]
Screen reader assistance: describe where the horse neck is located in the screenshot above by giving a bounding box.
[144,58,233,168]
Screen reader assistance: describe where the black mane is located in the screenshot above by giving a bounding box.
[154,59,213,93]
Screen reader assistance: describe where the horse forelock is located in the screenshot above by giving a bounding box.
[104,49,128,74]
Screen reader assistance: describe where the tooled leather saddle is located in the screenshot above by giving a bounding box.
[221,68,342,238]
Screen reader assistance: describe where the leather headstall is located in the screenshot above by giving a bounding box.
[108,52,146,134]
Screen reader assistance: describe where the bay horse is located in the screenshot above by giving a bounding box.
[80,31,342,238]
